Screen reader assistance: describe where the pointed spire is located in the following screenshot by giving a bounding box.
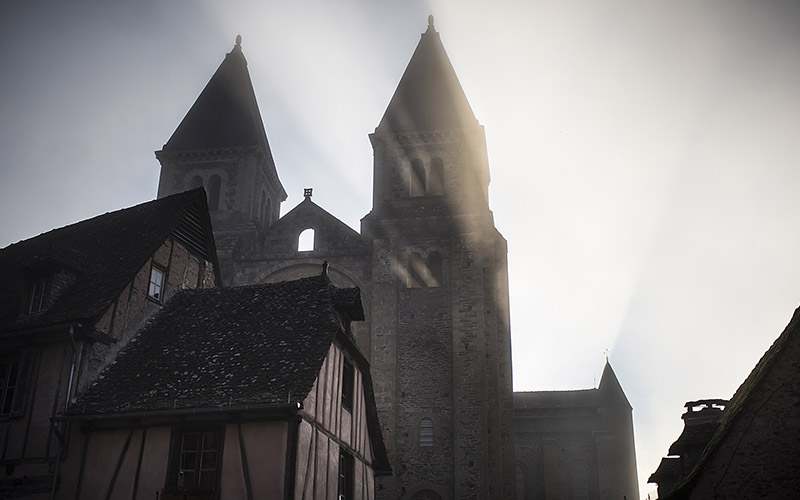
[376,17,478,134]
[598,361,632,409]
[163,35,274,158]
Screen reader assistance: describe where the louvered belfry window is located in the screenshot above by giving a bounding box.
[419,418,434,447]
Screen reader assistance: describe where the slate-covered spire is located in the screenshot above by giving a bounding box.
[163,35,274,158]
[598,361,633,409]
[376,16,479,133]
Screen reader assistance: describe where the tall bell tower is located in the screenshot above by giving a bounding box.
[156,36,286,280]
[362,17,515,500]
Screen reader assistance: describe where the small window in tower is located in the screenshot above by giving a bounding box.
[410,159,425,197]
[189,175,203,190]
[298,228,315,252]
[265,199,272,225]
[428,252,443,287]
[430,158,444,195]
[259,191,266,221]
[571,463,589,500]
[148,265,165,301]
[515,462,527,500]
[341,359,354,411]
[419,417,434,447]
[207,175,221,211]
[407,252,424,288]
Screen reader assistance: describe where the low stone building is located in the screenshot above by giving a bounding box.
[650,307,800,498]
[57,273,390,499]
[514,362,639,500]
[0,189,219,498]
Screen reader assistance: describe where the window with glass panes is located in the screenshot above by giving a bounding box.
[0,355,21,416]
[148,265,164,300]
[177,430,220,488]
[338,449,354,500]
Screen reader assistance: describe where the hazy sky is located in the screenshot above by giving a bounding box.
[2,1,799,497]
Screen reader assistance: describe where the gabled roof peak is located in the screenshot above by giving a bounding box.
[598,361,632,409]
[376,18,478,134]
[161,38,275,158]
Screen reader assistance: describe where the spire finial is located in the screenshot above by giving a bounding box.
[235,34,242,47]
[428,15,434,28]
[304,188,313,199]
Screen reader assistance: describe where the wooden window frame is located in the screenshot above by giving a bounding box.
[166,426,223,496]
[338,448,354,500]
[148,264,165,302]
[0,350,32,418]
[24,277,51,314]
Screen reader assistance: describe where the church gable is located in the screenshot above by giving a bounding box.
[258,192,368,258]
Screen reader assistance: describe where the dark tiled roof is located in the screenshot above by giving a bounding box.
[376,19,478,134]
[668,422,719,456]
[162,40,274,157]
[514,388,599,409]
[514,361,630,409]
[0,189,217,334]
[71,276,353,414]
[664,306,800,499]
[648,457,682,484]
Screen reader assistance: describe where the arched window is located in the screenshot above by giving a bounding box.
[407,252,424,288]
[410,490,442,500]
[207,175,222,211]
[427,252,442,287]
[429,158,444,195]
[410,159,425,197]
[515,463,527,500]
[419,418,434,447]
[189,175,203,190]
[298,228,315,252]
[571,463,589,500]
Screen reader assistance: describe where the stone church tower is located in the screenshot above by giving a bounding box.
[361,17,515,500]
[156,35,287,274]
[157,19,515,500]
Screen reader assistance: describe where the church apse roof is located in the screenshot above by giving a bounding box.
[162,36,275,158]
[376,16,479,134]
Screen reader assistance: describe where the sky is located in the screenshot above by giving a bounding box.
[1,0,799,497]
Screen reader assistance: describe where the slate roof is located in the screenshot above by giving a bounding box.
[663,306,800,498]
[70,276,359,414]
[648,457,682,484]
[514,362,630,409]
[668,421,720,456]
[0,189,217,335]
[376,16,478,134]
[162,37,274,157]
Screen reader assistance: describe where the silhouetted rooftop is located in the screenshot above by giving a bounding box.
[0,189,217,335]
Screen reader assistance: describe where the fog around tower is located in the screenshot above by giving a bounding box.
[1,1,799,497]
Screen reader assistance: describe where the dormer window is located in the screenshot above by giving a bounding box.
[148,265,165,301]
[24,278,51,314]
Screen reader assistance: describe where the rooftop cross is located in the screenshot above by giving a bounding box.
[304,188,313,198]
